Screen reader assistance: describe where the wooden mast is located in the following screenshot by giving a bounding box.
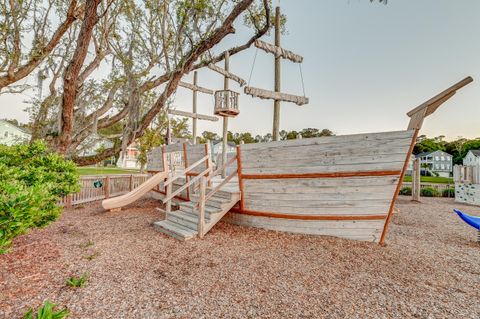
[244,5,309,139]
[167,73,217,144]
[222,51,230,178]
[273,6,281,141]
[192,71,198,144]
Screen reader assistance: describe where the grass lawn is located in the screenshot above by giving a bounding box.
[404,175,454,184]
[77,167,140,175]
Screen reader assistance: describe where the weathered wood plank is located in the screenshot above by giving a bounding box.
[240,138,412,160]
[241,154,407,170]
[241,162,404,175]
[178,81,213,94]
[244,86,309,106]
[240,130,414,151]
[208,63,246,86]
[254,39,304,63]
[243,176,400,191]
[224,213,383,242]
[168,109,218,122]
[241,203,390,216]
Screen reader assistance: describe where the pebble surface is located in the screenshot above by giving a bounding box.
[1,197,479,318]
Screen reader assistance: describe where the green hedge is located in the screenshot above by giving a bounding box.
[420,187,440,197]
[399,186,412,196]
[442,187,455,198]
[0,142,79,253]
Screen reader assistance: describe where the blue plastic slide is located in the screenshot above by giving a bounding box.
[453,209,480,230]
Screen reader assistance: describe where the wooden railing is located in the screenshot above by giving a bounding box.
[62,174,149,207]
[197,155,238,238]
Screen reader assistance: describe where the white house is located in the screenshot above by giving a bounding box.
[0,120,31,146]
[416,150,453,178]
[117,142,141,169]
[463,150,480,167]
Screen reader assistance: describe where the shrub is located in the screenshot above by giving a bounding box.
[0,142,79,253]
[66,274,88,288]
[442,187,455,198]
[420,187,440,197]
[399,187,412,196]
[23,300,69,319]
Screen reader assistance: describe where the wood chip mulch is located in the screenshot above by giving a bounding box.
[1,197,479,318]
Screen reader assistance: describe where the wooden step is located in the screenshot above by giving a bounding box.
[189,195,232,209]
[168,211,201,230]
[177,207,213,222]
[205,189,239,200]
[179,201,220,214]
[153,220,197,241]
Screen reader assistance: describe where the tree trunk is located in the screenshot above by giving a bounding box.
[58,0,101,155]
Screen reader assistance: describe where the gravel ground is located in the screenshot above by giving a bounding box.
[1,197,479,318]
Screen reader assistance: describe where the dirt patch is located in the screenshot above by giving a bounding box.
[1,197,479,318]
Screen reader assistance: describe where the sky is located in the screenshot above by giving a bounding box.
[1,0,479,140]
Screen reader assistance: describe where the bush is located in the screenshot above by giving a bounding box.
[0,142,79,253]
[23,300,69,319]
[420,187,440,197]
[442,187,455,198]
[399,187,412,196]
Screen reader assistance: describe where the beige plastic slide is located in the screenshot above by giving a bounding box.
[102,171,168,211]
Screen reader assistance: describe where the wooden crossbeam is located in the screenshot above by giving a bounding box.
[244,86,309,106]
[167,109,218,122]
[208,63,246,87]
[254,39,303,63]
[178,81,213,95]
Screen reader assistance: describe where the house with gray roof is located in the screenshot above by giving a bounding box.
[463,150,480,167]
[416,150,453,177]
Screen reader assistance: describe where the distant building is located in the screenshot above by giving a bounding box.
[0,120,30,146]
[117,142,141,169]
[463,150,480,167]
[416,150,453,178]
[77,134,114,157]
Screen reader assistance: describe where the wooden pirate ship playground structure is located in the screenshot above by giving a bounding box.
[102,6,474,245]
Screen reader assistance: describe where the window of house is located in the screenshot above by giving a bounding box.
[446,164,450,170]
[441,164,445,170]
[435,156,439,161]
[435,164,439,169]
[441,156,444,161]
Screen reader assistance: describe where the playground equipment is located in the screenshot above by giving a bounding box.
[102,75,473,244]
[453,209,480,242]
[102,170,169,211]
[244,6,309,141]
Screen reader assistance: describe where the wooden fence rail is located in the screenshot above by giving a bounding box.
[61,174,149,207]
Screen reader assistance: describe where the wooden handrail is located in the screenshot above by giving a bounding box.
[164,154,209,187]
[210,155,237,178]
[204,169,237,203]
[162,167,211,203]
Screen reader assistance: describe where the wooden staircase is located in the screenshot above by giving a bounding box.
[154,188,240,241]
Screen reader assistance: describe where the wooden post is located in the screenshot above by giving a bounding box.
[105,176,110,199]
[222,51,230,178]
[272,6,281,141]
[236,145,245,211]
[412,158,421,202]
[205,143,213,187]
[65,194,73,209]
[165,172,172,218]
[192,71,198,144]
[129,174,134,191]
[198,176,207,238]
